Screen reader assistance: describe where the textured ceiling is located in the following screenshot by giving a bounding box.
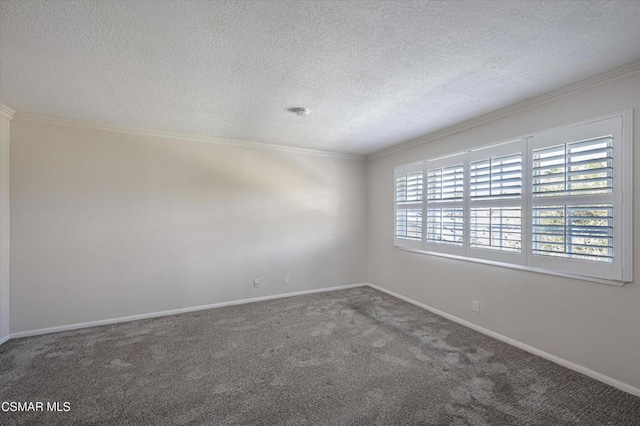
[1,0,639,155]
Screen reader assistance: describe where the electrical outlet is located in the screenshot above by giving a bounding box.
[472,300,479,313]
[284,275,290,285]
[253,278,260,288]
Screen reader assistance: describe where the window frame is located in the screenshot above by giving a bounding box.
[393,110,633,286]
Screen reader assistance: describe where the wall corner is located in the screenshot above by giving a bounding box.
[0,103,13,343]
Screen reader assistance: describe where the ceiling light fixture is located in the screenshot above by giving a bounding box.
[290,107,310,117]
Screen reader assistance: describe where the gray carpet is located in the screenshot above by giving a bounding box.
[1,287,639,425]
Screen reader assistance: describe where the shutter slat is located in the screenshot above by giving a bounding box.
[470,153,522,199]
[396,172,423,204]
[533,137,613,197]
[426,208,464,245]
[470,207,522,252]
[396,208,422,240]
[396,171,424,241]
[427,164,464,201]
[532,204,613,262]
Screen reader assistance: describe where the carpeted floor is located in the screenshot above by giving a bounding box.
[1,287,639,425]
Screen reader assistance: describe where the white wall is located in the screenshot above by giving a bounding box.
[0,111,10,342]
[367,71,640,389]
[9,120,367,333]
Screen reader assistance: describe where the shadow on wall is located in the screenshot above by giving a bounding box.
[141,136,347,252]
[10,127,365,331]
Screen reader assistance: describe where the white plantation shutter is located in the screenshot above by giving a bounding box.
[532,137,613,197]
[532,137,614,264]
[468,140,526,264]
[425,154,466,255]
[531,205,613,261]
[392,112,631,284]
[394,162,425,249]
[530,117,624,280]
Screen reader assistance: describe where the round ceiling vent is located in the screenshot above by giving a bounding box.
[290,107,310,117]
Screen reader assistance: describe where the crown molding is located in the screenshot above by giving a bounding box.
[0,103,16,120]
[369,60,640,160]
[11,111,366,161]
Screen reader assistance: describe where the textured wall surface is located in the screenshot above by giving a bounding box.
[9,120,367,333]
[1,0,639,154]
[367,72,640,389]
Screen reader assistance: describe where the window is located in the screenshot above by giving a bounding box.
[393,112,633,284]
[425,155,465,255]
[468,141,525,264]
[529,118,625,280]
[395,162,424,250]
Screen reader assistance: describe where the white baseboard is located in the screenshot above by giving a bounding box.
[8,283,368,340]
[367,283,640,397]
[0,334,10,345]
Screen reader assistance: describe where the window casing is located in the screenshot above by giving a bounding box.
[393,112,633,284]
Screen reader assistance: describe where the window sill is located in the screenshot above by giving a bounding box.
[395,246,629,287]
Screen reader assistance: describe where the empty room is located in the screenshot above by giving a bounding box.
[1,0,639,424]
